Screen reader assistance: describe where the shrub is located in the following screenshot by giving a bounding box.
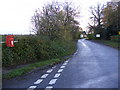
[87,34,95,40]
[2,35,76,67]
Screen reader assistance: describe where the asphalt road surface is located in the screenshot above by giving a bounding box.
[3,39,118,89]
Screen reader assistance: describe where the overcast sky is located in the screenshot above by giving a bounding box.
[0,0,111,34]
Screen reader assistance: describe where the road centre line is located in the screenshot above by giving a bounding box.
[46,69,53,73]
[45,86,53,90]
[28,60,69,89]
[45,87,53,90]
[65,60,69,63]
[27,86,37,90]
[63,63,67,66]
[74,52,77,55]
[34,79,43,84]
[49,79,57,85]
[57,69,63,73]
[41,74,49,78]
[46,62,68,88]
[52,66,56,69]
[60,66,66,68]
[54,73,61,78]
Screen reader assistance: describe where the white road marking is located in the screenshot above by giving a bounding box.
[49,79,57,85]
[60,66,65,68]
[63,63,67,66]
[82,43,87,47]
[41,74,49,78]
[34,79,43,84]
[58,69,63,73]
[65,61,69,63]
[45,86,53,90]
[45,86,53,88]
[54,73,61,78]
[74,52,77,55]
[27,86,37,90]
[52,66,56,69]
[47,69,53,73]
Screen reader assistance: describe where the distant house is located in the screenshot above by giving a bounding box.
[80,31,87,38]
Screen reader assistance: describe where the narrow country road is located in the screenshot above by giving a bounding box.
[3,39,118,89]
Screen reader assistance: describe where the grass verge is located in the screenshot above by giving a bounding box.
[2,40,77,79]
[95,40,119,49]
[101,40,119,49]
[3,58,62,79]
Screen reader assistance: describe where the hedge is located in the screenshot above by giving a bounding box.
[2,35,76,67]
[87,34,99,40]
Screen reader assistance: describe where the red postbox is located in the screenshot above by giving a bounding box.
[6,35,14,47]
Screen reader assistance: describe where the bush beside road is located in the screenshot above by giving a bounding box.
[2,35,76,79]
[2,35,76,67]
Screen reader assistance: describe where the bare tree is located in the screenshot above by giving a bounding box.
[88,3,105,37]
[89,3,104,27]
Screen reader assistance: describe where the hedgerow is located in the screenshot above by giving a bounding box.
[2,35,76,67]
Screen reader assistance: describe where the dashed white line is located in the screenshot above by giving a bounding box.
[45,86,53,88]
[45,86,53,90]
[54,73,61,78]
[63,63,67,66]
[65,61,69,63]
[27,86,37,90]
[28,60,69,90]
[60,66,65,68]
[74,52,77,55]
[46,69,53,73]
[34,79,43,84]
[41,74,49,78]
[57,69,63,73]
[49,79,57,85]
[52,66,56,69]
